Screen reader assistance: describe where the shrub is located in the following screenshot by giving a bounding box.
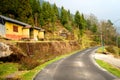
[106,46,115,54]
[20,57,40,70]
[105,46,119,56]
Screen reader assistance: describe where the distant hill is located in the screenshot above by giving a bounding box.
[40,0,44,4]
[40,0,44,2]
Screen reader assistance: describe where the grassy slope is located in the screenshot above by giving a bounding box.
[96,59,120,78]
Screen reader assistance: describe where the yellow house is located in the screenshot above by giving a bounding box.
[0,15,31,40]
[30,27,45,40]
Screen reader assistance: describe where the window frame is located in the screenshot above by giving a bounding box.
[13,25,18,32]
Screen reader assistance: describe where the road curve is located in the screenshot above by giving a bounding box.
[34,47,118,80]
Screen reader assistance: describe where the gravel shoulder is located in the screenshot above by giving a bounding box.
[94,53,120,68]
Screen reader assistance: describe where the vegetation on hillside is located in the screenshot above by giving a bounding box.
[1,0,119,47]
[0,0,98,43]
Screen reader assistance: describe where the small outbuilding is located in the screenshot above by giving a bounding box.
[30,27,45,41]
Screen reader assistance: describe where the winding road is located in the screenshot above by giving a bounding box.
[34,47,119,80]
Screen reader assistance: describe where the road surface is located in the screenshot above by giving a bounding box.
[34,47,118,80]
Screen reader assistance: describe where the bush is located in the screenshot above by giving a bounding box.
[20,57,40,70]
[105,46,119,56]
[106,46,115,54]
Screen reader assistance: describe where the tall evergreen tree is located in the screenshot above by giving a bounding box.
[74,11,85,41]
[65,10,73,32]
[81,14,87,30]
[75,11,82,29]
[0,0,19,18]
[52,3,59,20]
[30,0,41,26]
[17,0,33,24]
[39,11,44,27]
[0,0,33,24]
[42,2,52,22]
[67,10,72,21]
[91,24,97,33]
[60,6,68,25]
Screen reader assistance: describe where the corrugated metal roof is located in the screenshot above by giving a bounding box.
[31,26,45,31]
[33,26,41,30]
[0,15,30,26]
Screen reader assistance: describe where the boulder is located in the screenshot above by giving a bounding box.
[0,42,12,58]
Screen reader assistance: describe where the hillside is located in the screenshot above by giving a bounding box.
[0,0,119,57]
[0,0,100,42]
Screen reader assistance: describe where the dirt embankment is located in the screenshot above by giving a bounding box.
[17,41,80,56]
[0,41,80,70]
[16,41,80,69]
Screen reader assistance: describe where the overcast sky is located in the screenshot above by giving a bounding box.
[44,0,120,27]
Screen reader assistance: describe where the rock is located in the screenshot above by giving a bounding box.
[0,42,12,58]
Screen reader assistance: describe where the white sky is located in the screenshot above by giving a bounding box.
[44,0,120,27]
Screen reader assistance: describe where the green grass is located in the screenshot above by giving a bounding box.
[0,63,19,78]
[21,50,81,80]
[96,59,120,78]
[96,47,107,53]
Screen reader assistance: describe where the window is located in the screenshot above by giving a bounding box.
[13,26,18,32]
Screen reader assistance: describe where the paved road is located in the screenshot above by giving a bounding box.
[34,47,118,80]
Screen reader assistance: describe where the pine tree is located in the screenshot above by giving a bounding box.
[67,10,72,21]
[91,24,97,33]
[75,11,82,29]
[39,11,44,27]
[74,11,85,41]
[0,0,19,18]
[60,6,68,25]
[81,14,87,30]
[52,3,59,20]
[17,0,33,24]
[65,10,73,32]
[30,0,41,26]
[42,2,52,22]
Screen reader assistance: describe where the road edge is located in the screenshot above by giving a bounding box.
[90,48,118,79]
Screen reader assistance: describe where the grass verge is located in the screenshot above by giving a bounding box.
[96,47,107,53]
[96,59,120,78]
[21,50,81,80]
[0,63,19,79]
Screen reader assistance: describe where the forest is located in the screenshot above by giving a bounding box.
[0,0,119,48]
